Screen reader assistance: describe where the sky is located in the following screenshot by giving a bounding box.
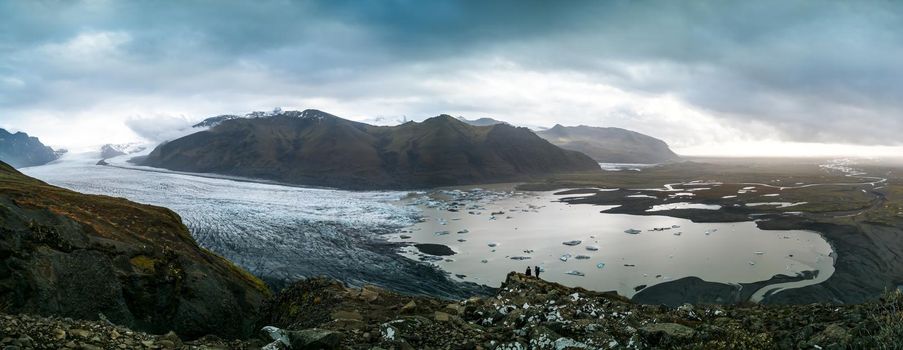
[2,0,903,156]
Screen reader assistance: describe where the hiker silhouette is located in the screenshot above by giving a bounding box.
[534,265,541,278]
[525,266,532,277]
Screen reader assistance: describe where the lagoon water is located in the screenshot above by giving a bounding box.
[394,187,835,299]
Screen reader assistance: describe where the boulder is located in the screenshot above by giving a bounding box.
[287,329,342,350]
[640,323,696,345]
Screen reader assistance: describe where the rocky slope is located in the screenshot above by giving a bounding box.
[536,125,680,164]
[0,313,267,349]
[141,110,600,189]
[252,273,902,349]
[3,272,901,349]
[0,128,61,168]
[0,161,270,339]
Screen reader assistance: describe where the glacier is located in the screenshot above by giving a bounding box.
[21,153,489,298]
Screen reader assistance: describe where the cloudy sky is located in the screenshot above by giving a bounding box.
[2,1,902,156]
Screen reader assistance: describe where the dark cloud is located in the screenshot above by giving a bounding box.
[1,0,903,147]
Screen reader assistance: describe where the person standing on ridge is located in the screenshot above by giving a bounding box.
[534,265,541,278]
[525,267,532,277]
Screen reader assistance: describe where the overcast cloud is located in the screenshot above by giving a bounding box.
[1,1,902,154]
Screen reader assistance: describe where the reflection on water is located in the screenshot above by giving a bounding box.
[394,188,835,299]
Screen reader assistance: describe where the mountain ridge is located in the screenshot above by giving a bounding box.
[536,124,681,164]
[0,128,61,168]
[142,110,601,189]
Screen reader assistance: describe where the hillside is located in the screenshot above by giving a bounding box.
[0,161,269,339]
[0,128,61,168]
[141,110,600,189]
[537,125,681,164]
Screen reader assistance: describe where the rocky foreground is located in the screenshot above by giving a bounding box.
[4,273,902,349]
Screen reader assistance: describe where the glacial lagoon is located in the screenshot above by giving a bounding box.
[393,186,835,300]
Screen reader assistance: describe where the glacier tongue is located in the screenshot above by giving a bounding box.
[22,153,489,298]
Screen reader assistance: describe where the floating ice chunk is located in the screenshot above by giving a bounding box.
[510,256,531,260]
[565,270,585,277]
[457,229,469,234]
[585,245,599,251]
[562,240,582,246]
[481,259,488,263]
[488,242,498,247]
[575,255,591,260]
[560,254,572,262]
[624,229,641,234]
[673,232,682,236]
[648,203,720,212]
[748,261,756,266]
[435,230,450,236]
[754,251,765,255]
[596,262,605,269]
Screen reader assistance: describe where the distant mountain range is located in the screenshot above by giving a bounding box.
[0,128,63,168]
[456,118,681,164]
[456,117,509,126]
[142,110,600,189]
[536,125,680,164]
[100,143,147,159]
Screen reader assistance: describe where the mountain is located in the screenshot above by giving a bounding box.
[100,142,147,159]
[191,110,296,129]
[0,161,269,338]
[457,117,508,126]
[142,110,600,189]
[192,114,242,128]
[0,128,61,168]
[537,125,681,164]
